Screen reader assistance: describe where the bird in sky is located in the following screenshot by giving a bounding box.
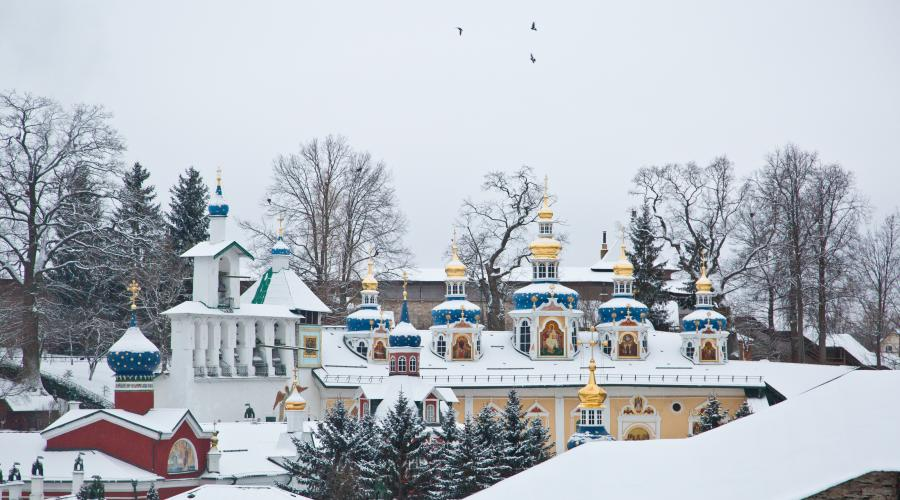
[530,53,536,63]
[531,22,537,31]
[456,26,463,36]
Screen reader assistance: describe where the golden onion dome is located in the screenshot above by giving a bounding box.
[529,236,562,260]
[696,249,713,293]
[445,236,467,279]
[284,383,307,411]
[361,257,378,291]
[578,357,607,409]
[612,241,634,277]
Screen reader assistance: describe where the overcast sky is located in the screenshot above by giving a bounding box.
[3,1,899,269]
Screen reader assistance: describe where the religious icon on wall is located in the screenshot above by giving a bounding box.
[303,335,318,358]
[701,341,717,361]
[167,439,197,474]
[539,320,564,356]
[625,426,651,441]
[452,334,473,360]
[618,333,639,357]
[372,340,387,360]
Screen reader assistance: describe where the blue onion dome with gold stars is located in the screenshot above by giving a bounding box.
[597,239,648,324]
[208,167,229,216]
[432,235,481,326]
[107,281,160,378]
[390,272,421,347]
[682,250,726,332]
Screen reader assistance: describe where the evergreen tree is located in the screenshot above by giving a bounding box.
[167,167,210,254]
[77,475,105,499]
[363,392,433,500]
[279,400,376,500]
[499,390,529,477]
[734,400,753,419]
[698,395,729,433]
[628,203,671,329]
[473,406,511,480]
[522,416,553,467]
[146,484,160,500]
[428,407,460,500]
[440,418,502,499]
[114,162,164,264]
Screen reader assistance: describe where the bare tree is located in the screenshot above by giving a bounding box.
[455,167,544,330]
[855,211,900,368]
[807,164,866,362]
[632,157,752,296]
[0,92,124,390]
[241,135,410,318]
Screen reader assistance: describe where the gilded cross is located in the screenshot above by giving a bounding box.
[127,280,140,310]
[277,215,285,237]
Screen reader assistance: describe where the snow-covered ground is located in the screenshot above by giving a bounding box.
[2,350,116,405]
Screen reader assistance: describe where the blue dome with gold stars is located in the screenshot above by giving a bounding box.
[107,315,160,378]
[512,282,579,311]
[209,168,229,216]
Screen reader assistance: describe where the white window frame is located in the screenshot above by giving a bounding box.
[436,335,447,357]
[398,355,406,373]
[519,320,531,352]
[409,355,417,373]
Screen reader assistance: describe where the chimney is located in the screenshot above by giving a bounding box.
[67,401,81,412]
[600,230,608,259]
[207,432,221,473]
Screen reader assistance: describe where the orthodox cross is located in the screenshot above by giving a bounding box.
[127,279,140,310]
[402,271,408,300]
[277,215,285,237]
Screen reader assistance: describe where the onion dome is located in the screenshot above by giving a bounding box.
[445,236,466,279]
[682,309,727,332]
[529,235,562,260]
[577,356,606,409]
[271,216,290,256]
[107,281,160,378]
[284,377,307,412]
[695,250,713,293]
[208,167,230,216]
[597,298,648,324]
[513,282,579,310]
[391,272,421,347]
[361,257,378,291]
[346,308,392,332]
[612,241,634,277]
[528,176,562,261]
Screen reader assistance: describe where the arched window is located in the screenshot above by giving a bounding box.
[519,321,531,352]
[409,356,417,373]
[425,403,437,423]
[167,439,198,474]
[603,335,612,355]
[436,336,447,357]
[356,340,368,356]
[685,342,694,358]
[887,345,894,353]
[390,355,396,372]
[547,262,558,279]
[570,323,578,351]
[398,356,407,373]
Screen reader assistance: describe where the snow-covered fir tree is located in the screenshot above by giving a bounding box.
[146,484,160,500]
[499,390,530,477]
[76,475,105,499]
[428,407,460,500]
[440,418,503,499]
[698,395,729,433]
[734,400,753,419]
[522,415,553,467]
[115,161,164,263]
[628,203,671,329]
[474,405,511,480]
[363,392,434,500]
[167,166,209,254]
[279,400,377,500]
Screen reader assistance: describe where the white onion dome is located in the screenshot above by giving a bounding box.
[513,282,579,310]
[208,168,229,216]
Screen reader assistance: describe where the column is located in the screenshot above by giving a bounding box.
[263,320,275,376]
[31,475,44,500]
[280,321,295,374]
[237,321,253,376]
[554,396,565,455]
[194,322,208,377]
[71,470,84,495]
[221,321,236,376]
[206,322,221,377]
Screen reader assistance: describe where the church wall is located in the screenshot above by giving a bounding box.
[47,419,158,471]
[156,374,292,423]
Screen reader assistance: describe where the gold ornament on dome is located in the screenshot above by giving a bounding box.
[577,347,607,409]
[537,175,554,221]
[127,279,141,311]
[361,253,378,291]
[445,230,467,279]
[612,229,634,277]
[529,237,562,260]
[696,248,713,293]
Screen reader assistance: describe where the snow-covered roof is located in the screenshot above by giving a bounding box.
[43,408,209,440]
[471,370,900,500]
[181,240,254,259]
[804,330,880,367]
[315,327,854,396]
[163,301,308,320]
[241,268,331,313]
[0,381,57,411]
[432,299,481,312]
[0,431,161,482]
[171,485,309,499]
[683,309,726,324]
[513,282,578,296]
[346,307,395,323]
[202,421,295,479]
[108,325,159,354]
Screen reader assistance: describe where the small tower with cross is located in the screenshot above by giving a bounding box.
[389,271,423,375]
[679,248,729,364]
[107,280,161,415]
[568,330,615,449]
[430,231,485,361]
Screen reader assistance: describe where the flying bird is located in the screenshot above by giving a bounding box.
[530,53,536,63]
[456,27,463,36]
[531,22,537,31]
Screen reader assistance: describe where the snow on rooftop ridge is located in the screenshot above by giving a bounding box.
[240,268,331,313]
[171,485,309,500]
[108,325,159,354]
[470,370,900,500]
